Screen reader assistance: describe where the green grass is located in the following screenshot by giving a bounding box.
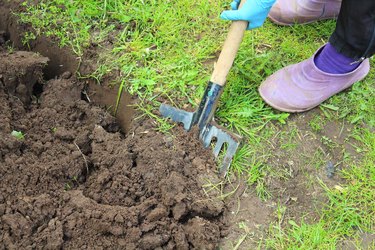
[14,0,375,248]
[265,131,375,249]
[309,114,326,132]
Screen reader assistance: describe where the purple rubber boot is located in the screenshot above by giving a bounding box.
[258,45,370,113]
[268,0,342,25]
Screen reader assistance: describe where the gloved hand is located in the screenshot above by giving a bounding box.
[220,0,276,30]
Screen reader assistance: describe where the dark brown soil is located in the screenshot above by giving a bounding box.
[0,47,228,249]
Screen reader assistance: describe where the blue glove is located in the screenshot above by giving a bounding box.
[220,0,276,30]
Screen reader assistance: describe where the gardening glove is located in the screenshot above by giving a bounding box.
[220,0,276,30]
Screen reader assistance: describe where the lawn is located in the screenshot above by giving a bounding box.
[14,0,375,248]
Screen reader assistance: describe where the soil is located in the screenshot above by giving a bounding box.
[220,109,368,249]
[263,110,361,223]
[0,44,229,249]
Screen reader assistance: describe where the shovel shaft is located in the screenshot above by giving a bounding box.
[210,0,248,86]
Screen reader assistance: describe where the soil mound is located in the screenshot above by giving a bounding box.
[0,48,226,249]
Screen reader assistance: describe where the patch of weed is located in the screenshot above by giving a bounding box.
[11,130,25,140]
[309,115,326,133]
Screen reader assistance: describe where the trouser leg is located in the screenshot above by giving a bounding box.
[329,0,375,60]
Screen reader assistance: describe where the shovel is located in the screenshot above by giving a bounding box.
[159,1,248,175]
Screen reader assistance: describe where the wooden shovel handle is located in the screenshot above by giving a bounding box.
[210,0,248,86]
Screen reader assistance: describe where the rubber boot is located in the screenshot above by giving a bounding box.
[258,45,370,113]
[268,0,342,25]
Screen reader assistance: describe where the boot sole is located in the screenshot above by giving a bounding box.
[268,14,338,26]
[259,90,317,113]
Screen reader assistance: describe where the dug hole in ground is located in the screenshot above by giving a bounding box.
[1,2,369,249]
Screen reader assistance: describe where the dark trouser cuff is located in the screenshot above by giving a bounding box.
[329,33,362,60]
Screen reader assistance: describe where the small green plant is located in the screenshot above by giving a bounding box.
[279,126,299,151]
[11,130,25,140]
[321,135,338,150]
[64,182,72,191]
[6,44,15,53]
[21,31,37,48]
[64,176,79,191]
[309,115,326,132]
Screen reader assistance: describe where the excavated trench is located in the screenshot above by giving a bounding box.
[0,3,228,249]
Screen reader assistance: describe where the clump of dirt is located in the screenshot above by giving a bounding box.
[0,48,227,249]
[0,51,48,105]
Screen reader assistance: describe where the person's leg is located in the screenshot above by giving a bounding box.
[329,0,375,60]
[314,0,375,74]
[268,0,342,25]
[259,0,374,113]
